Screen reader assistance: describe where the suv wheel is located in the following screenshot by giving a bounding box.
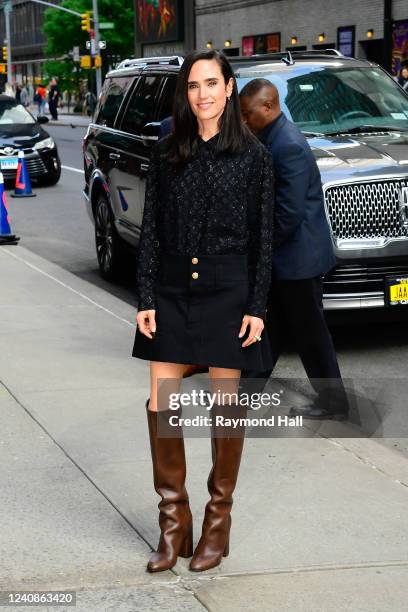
[94,194,123,280]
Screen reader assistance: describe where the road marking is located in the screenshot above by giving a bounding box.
[61,164,84,174]
[0,248,135,328]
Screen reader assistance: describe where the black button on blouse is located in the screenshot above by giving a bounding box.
[136,133,275,318]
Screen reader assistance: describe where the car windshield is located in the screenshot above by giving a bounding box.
[233,62,408,135]
[0,101,35,125]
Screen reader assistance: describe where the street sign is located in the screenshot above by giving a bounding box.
[99,22,114,29]
[99,40,106,49]
[86,41,91,49]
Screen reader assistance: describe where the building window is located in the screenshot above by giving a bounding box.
[242,32,280,56]
[392,20,408,76]
[337,26,355,57]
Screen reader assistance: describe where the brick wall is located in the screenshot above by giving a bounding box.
[196,0,390,55]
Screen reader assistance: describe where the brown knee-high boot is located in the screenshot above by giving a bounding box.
[145,400,193,572]
[189,403,247,572]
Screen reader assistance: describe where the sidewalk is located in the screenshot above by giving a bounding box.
[1,243,408,611]
[28,105,91,128]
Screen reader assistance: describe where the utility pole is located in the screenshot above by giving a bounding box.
[4,0,12,87]
[383,0,393,73]
[92,0,102,97]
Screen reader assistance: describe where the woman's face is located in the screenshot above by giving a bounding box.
[187,59,233,124]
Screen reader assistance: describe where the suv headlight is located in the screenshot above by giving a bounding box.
[34,137,55,150]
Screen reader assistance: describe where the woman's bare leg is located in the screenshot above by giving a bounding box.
[148,361,188,411]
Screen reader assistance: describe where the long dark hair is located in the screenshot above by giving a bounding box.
[167,49,255,164]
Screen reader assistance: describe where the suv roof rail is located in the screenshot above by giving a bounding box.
[115,55,184,69]
[231,49,345,63]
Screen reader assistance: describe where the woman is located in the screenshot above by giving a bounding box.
[132,49,275,572]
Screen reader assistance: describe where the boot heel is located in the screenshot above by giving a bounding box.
[178,529,193,558]
[223,530,230,557]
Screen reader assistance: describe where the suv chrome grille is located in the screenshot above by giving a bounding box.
[324,178,408,240]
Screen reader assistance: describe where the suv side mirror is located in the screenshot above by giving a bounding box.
[141,122,161,146]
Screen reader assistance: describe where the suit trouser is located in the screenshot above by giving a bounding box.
[242,276,348,412]
[48,99,58,120]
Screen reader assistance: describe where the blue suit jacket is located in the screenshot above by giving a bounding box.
[260,114,336,280]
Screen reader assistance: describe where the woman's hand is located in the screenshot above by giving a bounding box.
[136,310,156,339]
[239,315,264,347]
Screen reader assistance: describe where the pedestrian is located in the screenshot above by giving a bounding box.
[34,84,46,116]
[48,77,60,120]
[20,84,30,108]
[84,89,96,117]
[397,65,408,90]
[239,78,349,420]
[132,50,275,572]
[15,83,22,103]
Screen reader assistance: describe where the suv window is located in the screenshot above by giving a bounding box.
[120,74,164,135]
[157,76,177,121]
[95,76,133,127]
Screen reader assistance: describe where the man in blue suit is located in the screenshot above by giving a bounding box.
[240,78,348,420]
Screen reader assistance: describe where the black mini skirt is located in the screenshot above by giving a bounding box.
[131,253,273,371]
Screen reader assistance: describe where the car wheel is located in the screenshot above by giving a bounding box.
[94,193,123,281]
[38,157,61,185]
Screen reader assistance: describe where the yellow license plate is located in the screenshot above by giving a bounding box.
[388,277,408,305]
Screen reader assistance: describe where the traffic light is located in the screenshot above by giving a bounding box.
[94,55,102,68]
[2,46,7,61]
[0,64,6,74]
[80,55,92,68]
[81,12,92,32]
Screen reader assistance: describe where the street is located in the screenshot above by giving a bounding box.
[1,119,408,611]
[6,123,138,307]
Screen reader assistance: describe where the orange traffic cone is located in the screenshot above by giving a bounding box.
[11,151,36,198]
[0,171,20,245]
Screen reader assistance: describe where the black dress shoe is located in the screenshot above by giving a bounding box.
[289,405,348,421]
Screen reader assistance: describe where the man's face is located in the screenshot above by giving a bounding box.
[402,67,408,79]
[240,93,271,134]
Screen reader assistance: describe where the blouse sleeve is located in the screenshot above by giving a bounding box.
[245,146,275,318]
[136,145,161,311]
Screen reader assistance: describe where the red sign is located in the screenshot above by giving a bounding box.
[242,36,254,56]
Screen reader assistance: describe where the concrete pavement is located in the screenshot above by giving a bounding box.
[1,243,408,611]
[28,105,91,128]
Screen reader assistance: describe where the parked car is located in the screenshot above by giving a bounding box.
[0,95,61,185]
[83,51,408,311]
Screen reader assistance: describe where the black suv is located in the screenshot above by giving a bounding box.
[83,51,408,311]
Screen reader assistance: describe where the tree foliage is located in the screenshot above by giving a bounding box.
[42,0,135,58]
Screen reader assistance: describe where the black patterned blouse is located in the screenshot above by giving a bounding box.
[136,133,275,318]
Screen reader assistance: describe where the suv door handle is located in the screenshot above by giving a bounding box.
[140,163,150,172]
[109,152,121,160]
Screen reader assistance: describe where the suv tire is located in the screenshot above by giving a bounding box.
[94,193,124,281]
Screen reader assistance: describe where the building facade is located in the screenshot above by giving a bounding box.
[196,0,408,74]
[134,0,195,58]
[0,0,51,87]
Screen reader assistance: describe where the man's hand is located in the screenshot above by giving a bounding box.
[239,315,264,347]
[136,310,156,339]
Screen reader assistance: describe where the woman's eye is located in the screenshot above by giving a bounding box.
[188,84,197,90]
[209,81,217,87]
